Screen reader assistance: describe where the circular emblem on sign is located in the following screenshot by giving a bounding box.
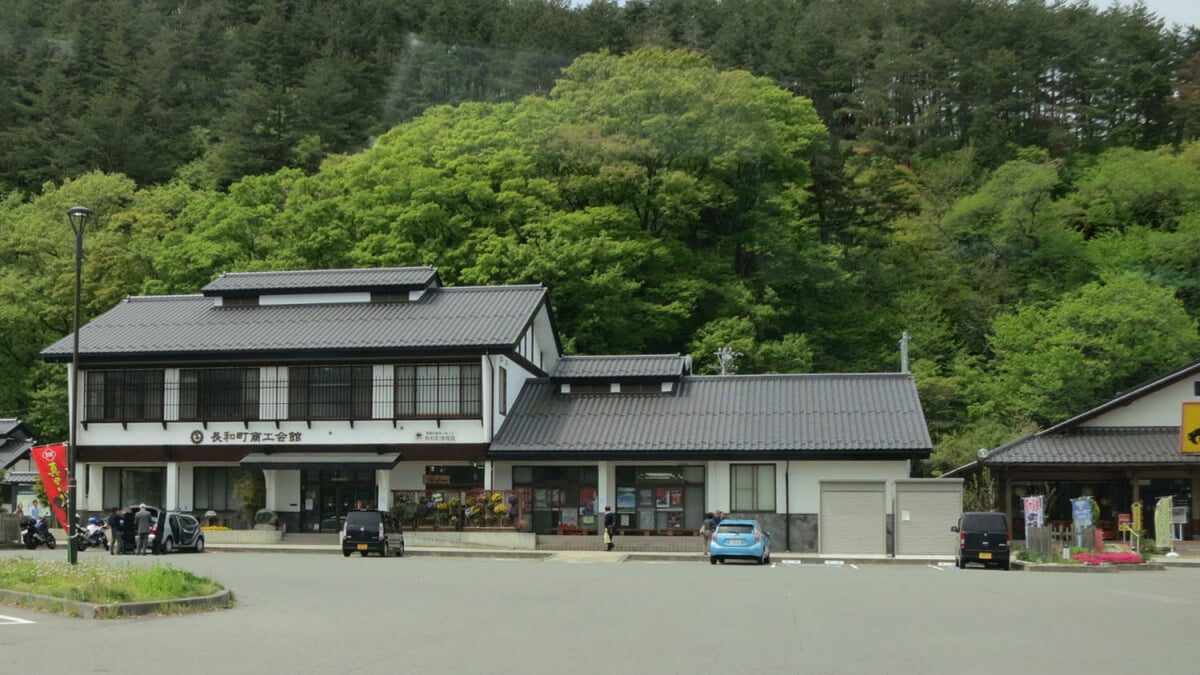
[190,430,204,444]
[40,447,58,462]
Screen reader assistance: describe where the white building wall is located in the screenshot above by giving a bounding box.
[785,461,911,514]
[1079,378,1200,427]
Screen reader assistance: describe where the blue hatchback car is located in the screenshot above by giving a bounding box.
[709,519,771,565]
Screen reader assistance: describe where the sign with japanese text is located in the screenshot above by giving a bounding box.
[1022,496,1044,530]
[191,430,302,444]
[31,443,69,532]
[1182,402,1200,453]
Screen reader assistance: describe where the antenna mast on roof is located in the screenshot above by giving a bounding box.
[715,347,742,375]
[899,331,910,373]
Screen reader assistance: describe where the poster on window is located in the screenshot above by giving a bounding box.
[534,489,548,509]
[667,512,682,529]
[579,488,597,516]
[638,488,654,508]
[560,510,578,527]
[669,489,683,507]
[617,487,636,510]
[655,488,670,509]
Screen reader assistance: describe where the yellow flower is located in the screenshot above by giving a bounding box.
[493,504,508,515]
[437,502,449,511]
[491,493,503,502]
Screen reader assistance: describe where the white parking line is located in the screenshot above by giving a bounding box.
[928,564,945,572]
[0,614,35,625]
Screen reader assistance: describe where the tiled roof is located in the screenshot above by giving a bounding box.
[42,285,547,361]
[0,419,33,470]
[983,427,1200,466]
[552,355,687,380]
[202,267,438,295]
[490,373,931,458]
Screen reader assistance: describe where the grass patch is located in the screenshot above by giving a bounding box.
[0,557,223,604]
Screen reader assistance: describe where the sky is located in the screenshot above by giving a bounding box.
[1102,1,1199,29]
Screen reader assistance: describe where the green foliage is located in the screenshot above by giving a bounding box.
[969,275,1200,425]
[0,558,223,605]
[232,471,266,525]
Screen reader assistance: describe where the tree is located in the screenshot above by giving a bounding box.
[969,275,1200,425]
[232,470,266,528]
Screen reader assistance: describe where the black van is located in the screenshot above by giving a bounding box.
[951,512,1011,570]
[341,509,403,557]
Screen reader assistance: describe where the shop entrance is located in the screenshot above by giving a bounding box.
[301,469,377,532]
[513,465,598,533]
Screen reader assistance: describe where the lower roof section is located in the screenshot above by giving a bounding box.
[240,451,402,471]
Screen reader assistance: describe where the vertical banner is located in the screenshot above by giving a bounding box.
[31,443,70,532]
[1071,497,1093,528]
[1023,496,1044,532]
[1155,496,1173,549]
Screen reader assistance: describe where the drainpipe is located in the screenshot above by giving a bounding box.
[785,460,791,552]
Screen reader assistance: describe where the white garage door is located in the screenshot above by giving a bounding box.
[819,480,886,555]
[894,479,963,556]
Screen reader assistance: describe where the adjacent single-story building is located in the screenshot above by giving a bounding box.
[947,360,1200,541]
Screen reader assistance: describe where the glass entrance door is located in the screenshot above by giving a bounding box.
[301,470,377,532]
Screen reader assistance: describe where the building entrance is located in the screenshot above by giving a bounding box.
[301,469,376,532]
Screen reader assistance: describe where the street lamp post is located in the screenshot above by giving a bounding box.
[66,205,92,565]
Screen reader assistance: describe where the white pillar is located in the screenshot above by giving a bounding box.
[377,469,392,511]
[165,462,179,511]
[264,470,279,511]
[597,461,612,512]
[86,463,103,512]
[484,460,494,490]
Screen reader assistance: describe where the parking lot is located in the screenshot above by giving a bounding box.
[2,548,1200,674]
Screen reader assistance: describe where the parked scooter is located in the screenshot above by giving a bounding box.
[19,516,56,550]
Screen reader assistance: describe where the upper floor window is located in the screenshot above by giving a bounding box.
[568,383,611,394]
[180,367,259,421]
[499,366,508,415]
[289,365,372,420]
[85,369,164,422]
[730,464,775,512]
[395,363,481,418]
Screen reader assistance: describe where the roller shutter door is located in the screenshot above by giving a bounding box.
[894,479,963,556]
[819,480,886,554]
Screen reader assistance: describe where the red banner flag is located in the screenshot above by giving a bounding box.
[31,443,70,532]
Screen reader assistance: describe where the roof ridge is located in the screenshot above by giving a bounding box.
[215,266,435,278]
[127,294,205,302]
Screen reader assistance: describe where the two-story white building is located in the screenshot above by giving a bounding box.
[42,266,935,552]
[41,267,559,531]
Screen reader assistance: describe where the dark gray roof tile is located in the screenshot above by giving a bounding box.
[553,355,687,380]
[985,427,1200,465]
[491,373,931,457]
[203,267,438,294]
[42,286,547,361]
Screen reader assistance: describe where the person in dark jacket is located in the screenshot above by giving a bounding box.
[603,506,616,551]
[701,512,716,554]
[106,507,125,555]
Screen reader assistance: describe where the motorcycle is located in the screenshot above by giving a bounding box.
[19,517,56,550]
[71,518,109,552]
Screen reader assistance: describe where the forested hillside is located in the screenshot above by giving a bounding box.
[2,0,1199,473]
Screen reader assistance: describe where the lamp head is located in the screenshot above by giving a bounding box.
[66,206,93,232]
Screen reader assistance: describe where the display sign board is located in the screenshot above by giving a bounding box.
[1155,496,1174,548]
[1023,496,1044,531]
[1182,402,1200,453]
[1071,497,1093,528]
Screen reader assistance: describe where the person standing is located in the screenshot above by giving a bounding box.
[106,507,125,555]
[700,512,715,554]
[603,506,616,552]
[134,504,153,555]
[29,499,40,521]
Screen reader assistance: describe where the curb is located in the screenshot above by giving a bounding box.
[1014,560,1168,573]
[0,587,232,619]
